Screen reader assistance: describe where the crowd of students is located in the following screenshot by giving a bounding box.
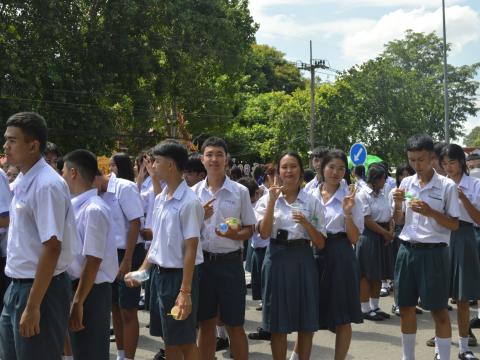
[1,111,480,360]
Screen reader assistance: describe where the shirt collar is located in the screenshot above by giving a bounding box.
[160,180,188,202]
[278,187,309,205]
[106,173,117,194]
[14,157,49,193]
[458,174,471,190]
[201,175,235,195]
[71,188,98,212]
[412,171,442,191]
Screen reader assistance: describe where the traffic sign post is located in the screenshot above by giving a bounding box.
[350,143,367,166]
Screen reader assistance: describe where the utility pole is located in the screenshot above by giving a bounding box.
[296,41,329,151]
[442,0,450,143]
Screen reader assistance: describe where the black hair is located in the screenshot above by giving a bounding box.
[320,149,348,180]
[434,142,447,159]
[366,164,387,184]
[439,143,469,175]
[56,157,64,173]
[406,134,434,152]
[112,152,135,181]
[379,161,390,176]
[6,112,48,153]
[63,149,98,184]
[152,140,189,171]
[201,136,228,154]
[276,151,305,176]
[353,165,365,179]
[229,166,243,181]
[303,169,315,183]
[467,152,480,162]
[45,141,61,157]
[252,164,265,183]
[310,146,329,159]
[395,164,415,187]
[184,153,206,174]
[237,176,259,198]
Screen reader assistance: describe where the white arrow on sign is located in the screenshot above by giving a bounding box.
[353,147,364,162]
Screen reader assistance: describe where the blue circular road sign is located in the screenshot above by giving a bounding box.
[350,143,367,166]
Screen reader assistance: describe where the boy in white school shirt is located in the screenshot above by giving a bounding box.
[62,149,119,360]
[393,134,460,360]
[126,140,204,359]
[0,112,78,360]
[192,137,256,360]
[96,168,144,360]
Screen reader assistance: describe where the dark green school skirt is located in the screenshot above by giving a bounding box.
[262,240,319,333]
[356,225,393,281]
[450,221,480,301]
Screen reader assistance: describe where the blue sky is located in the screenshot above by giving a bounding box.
[248,0,480,144]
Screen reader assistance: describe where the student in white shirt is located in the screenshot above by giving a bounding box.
[96,160,144,360]
[393,134,460,360]
[356,164,394,321]
[126,140,204,359]
[0,112,78,360]
[256,151,326,360]
[439,144,480,360]
[304,146,329,193]
[62,149,118,360]
[0,168,11,313]
[192,137,256,360]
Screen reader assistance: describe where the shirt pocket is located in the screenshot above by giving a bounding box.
[427,192,444,212]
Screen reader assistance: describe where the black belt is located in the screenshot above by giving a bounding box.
[12,272,65,284]
[326,232,347,240]
[459,220,474,228]
[156,265,182,273]
[270,238,310,247]
[254,247,267,252]
[203,249,242,262]
[401,240,447,249]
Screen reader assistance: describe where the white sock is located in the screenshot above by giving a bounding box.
[370,298,379,310]
[289,351,299,360]
[436,337,451,360]
[217,325,228,339]
[459,336,469,355]
[117,350,125,360]
[401,333,416,360]
[361,302,371,313]
[63,357,74,360]
[382,281,389,288]
[125,358,133,360]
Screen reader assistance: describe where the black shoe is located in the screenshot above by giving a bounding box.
[448,305,453,311]
[216,337,229,352]
[373,308,391,319]
[426,336,435,347]
[391,305,400,316]
[363,311,384,321]
[470,300,477,306]
[416,307,424,315]
[248,327,271,340]
[153,349,166,360]
[471,317,480,329]
[434,354,440,360]
[256,305,263,311]
[246,283,252,289]
[470,328,478,347]
[459,351,479,359]
[451,299,458,305]
[380,287,389,297]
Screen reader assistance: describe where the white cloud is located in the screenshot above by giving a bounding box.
[341,6,480,62]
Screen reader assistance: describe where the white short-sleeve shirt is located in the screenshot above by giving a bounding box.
[101,173,144,249]
[311,183,364,235]
[397,172,460,244]
[456,174,480,224]
[191,176,257,253]
[251,204,269,249]
[357,186,392,223]
[147,180,204,268]
[67,189,119,284]
[255,188,326,240]
[5,158,79,279]
[0,169,12,257]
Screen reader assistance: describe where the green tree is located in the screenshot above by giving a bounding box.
[465,126,480,147]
